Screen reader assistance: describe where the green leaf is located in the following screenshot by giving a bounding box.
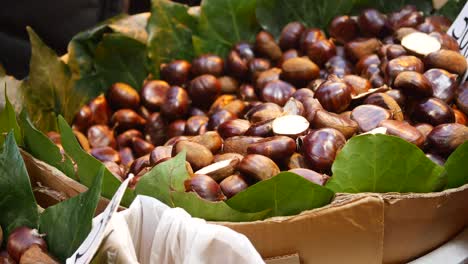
[108,13,150,44]
[39,166,104,262]
[147,0,197,76]
[0,72,23,114]
[326,134,445,193]
[0,133,39,238]
[226,172,334,217]
[134,151,188,206]
[171,191,269,221]
[195,0,260,56]
[445,141,468,189]
[0,92,22,146]
[370,0,433,14]
[437,0,466,20]
[19,111,76,179]
[23,27,86,132]
[57,116,135,206]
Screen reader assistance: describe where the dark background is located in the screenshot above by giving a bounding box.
[0,0,200,79]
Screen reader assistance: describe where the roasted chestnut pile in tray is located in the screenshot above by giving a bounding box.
[48,6,468,201]
[0,225,57,264]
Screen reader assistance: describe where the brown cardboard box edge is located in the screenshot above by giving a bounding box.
[22,150,468,264]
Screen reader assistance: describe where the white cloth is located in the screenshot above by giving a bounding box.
[95,195,264,264]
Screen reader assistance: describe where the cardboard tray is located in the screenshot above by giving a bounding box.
[21,150,468,263]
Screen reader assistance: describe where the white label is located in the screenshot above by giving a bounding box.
[65,175,133,264]
[447,1,468,81]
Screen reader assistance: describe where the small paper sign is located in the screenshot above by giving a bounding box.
[65,175,133,264]
[447,1,468,81]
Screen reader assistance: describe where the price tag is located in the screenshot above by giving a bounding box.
[65,175,133,264]
[447,1,468,81]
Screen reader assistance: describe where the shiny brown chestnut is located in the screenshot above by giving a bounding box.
[167,119,186,138]
[302,97,324,122]
[301,128,346,173]
[188,74,221,107]
[217,119,250,138]
[161,86,190,120]
[209,94,236,114]
[304,39,336,66]
[145,112,167,146]
[245,102,283,123]
[300,28,326,54]
[140,80,170,111]
[351,104,391,132]
[111,109,146,132]
[72,105,93,133]
[311,109,358,139]
[288,168,330,186]
[414,123,434,139]
[214,153,244,163]
[286,152,308,169]
[279,22,305,50]
[343,75,371,96]
[119,147,135,167]
[256,31,282,61]
[218,76,239,94]
[173,140,213,170]
[160,60,191,86]
[424,49,468,75]
[90,147,121,163]
[385,56,424,84]
[355,54,381,74]
[107,82,140,110]
[244,119,274,137]
[280,57,320,87]
[429,32,459,51]
[208,109,237,130]
[427,123,468,156]
[234,42,255,61]
[185,174,226,201]
[277,49,300,68]
[239,84,258,101]
[411,97,455,126]
[255,67,281,91]
[247,136,296,161]
[358,9,388,37]
[291,88,315,103]
[87,125,115,148]
[261,80,296,106]
[314,79,352,113]
[185,115,209,136]
[424,69,458,103]
[325,56,353,77]
[88,94,112,125]
[393,71,433,98]
[117,129,143,149]
[283,97,305,115]
[190,131,223,154]
[191,54,224,77]
[223,136,263,156]
[220,174,249,198]
[345,38,382,62]
[131,137,155,158]
[226,50,249,80]
[128,155,150,176]
[378,120,425,147]
[364,92,404,121]
[149,146,173,166]
[385,89,407,107]
[328,16,359,44]
[237,154,280,181]
[456,83,468,116]
[248,58,271,81]
[104,161,125,181]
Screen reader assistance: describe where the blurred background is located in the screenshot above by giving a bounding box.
[0,0,200,79]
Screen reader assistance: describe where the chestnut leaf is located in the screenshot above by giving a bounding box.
[171,192,269,222]
[326,134,445,193]
[39,166,104,262]
[134,151,189,206]
[19,111,76,180]
[194,0,260,57]
[0,91,22,146]
[0,71,23,114]
[226,172,334,217]
[444,141,468,189]
[57,116,136,206]
[147,0,197,76]
[0,132,39,239]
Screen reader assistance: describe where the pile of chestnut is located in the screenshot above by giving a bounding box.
[0,225,57,264]
[48,5,468,202]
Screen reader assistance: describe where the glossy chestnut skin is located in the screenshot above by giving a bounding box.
[380,44,407,60]
[255,67,281,91]
[351,104,391,132]
[427,123,468,156]
[343,75,371,95]
[261,80,296,106]
[256,31,282,61]
[300,28,326,54]
[87,125,115,148]
[185,174,226,201]
[329,16,359,44]
[132,137,155,157]
[292,88,315,103]
[425,49,468,76]
[140,80,170,111]
[345,38,382,62]
[214,152,244,163]
[209,94,236,114]
[73,105,93,133]
[385,56,424,84]
[143,112,166,146]
[379,120,425,147]
[424,69,457,103]
[245,102,283,123]
[355,54,380,74]
[244,119,274,137]
[358,9,388,37]
[304,39,336,66]
[456,83,468,116]
[248,58,271,81]
[149,146,173,166]
[190,131,223,154]
[314,79,352,113]
[188,107,207,117]
[226,50,249,80]
[279,22,305,50]
[429,32,459,51]
[208,109,237,130]
[237,154,280,181]
[394,71,433,98]
[411,97,455,126]
[119,147,135,167]
[111,109,146,132]
[234,42,255,61]
[167,119,186,138]
[414,123,434,139]
[364,93,404,121]
[117,129,143,149]
[288,168,330,185]
[220,174,249,198]
[7,227,48,262]
[88,94,112,125]
[161,86,190,119]
[191,54,224,77]
[188,74,221,107]
[107,82,140,110]
[302,128,346,173]
[325,56,353,77]
[247,136,296,161]
[222,136,263,156]
[217,119,250,138]
[454,109,468,125]
[385,89,406,107]
[311,109,358,139]
[218,76,239,94]
[280,57,320,87]
[302,97,324,122]
[90,147,121,163]
[388,6,423,30]
[277,49,300,68]
[173,140,213,170]
[361,64,385,88]
[160,60,191,86]
[128,154,150,176]
[185,115,209,136]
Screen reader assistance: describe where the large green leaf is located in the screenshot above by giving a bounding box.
[226,172,334,217]
[194,0,260,56]
[0,72,23,114]
[445,141,468,189]
[147,0,197,76]
[371,0,433,14]
[109,13,149,44]
[0,133,39,239]
[39,166,103,262]
[19,111,76,180]
[171,191,269,221]
[437,0,466,20]
[57,116,135,206]
[0,92,22,146]
[22,27,86,132]
[326,134,445,193]
[135,151,188,206]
